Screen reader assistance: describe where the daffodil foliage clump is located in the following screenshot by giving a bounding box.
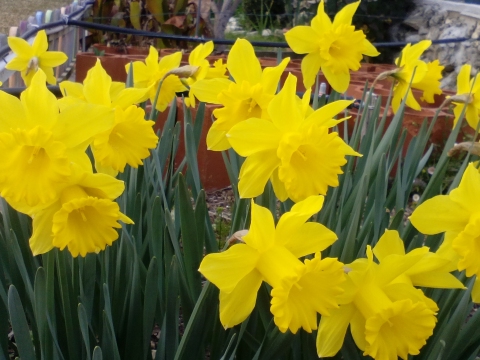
[0,3,480,359]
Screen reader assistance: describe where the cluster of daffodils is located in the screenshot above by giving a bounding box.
[2,2,479,358]
[2,31,228,257]
[1,30,163,256]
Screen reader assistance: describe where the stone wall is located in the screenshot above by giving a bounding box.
[396,0,480,89]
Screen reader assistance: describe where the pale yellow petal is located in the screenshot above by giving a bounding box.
[333,1,360,27]
[0,91,27,132]
[199,244,260,293]
[227,118,282,157]
[238,150,280,199]
[268,73,302,132]
[55,104,115,148]
[301,51,322,89]
[83,60,112,106]
[219,270,263,328]
[373,230,405,262]
[190,78,232,104]
[261,57,290,95]
[312,0,332,33]
[316,303,355,357]
[271,168,288,201]
[409,195,470,234]
[30,202,61,255]
[458,64,472,94]
[449,163,480,213]
[285,27,320,54]
[39,51,68,67]
[8,36,33,59]
[32,30,48,55]
[321,65,350,94]
[243,201,276,250]
[227,39,262,85]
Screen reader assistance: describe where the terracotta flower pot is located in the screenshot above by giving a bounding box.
[150,99,231,192]
[76,53,130,82]
[92,43,150,55]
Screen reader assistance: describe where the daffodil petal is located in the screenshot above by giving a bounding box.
[350,306,368,351]
[40,51,68,67]
[0,91,26,132]
[472,278,480,303]
[363,39,380,57]
[271,168,288,201]
[458,64,472,94]
[238,150,280,199]
[333,1,360,27]
[321,65,350,94]
[21,70,59,130]
[199,244,260,293]
[219,270,263,328]
[268,73,302,132]
[316,303,355,357]
[30,202,61,255]
[373,230,405,262]
[312,0,332,33]
[56,104,115,148]
[8,36,33,59]
[227,39,262,85]
[111,87,148,109]
[449,163,480,213]
[261,57,290,95]
[5,57,29,71]
[285,26,320,54]
[304,100,353,128]
[410,195,470,234]
[301,52,322,89]
[84,60,112,106]
[227,118,282,156]
[190,78,231,104]
[243,201,276,250]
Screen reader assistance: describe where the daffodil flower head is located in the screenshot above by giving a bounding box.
[184,41,228,108]
[199,196,340,329]
[316,245,437,360]
[190,38,290,151]
[29,169,132,257]
[410,162,480,302]
[389,40,444,113]
[92,105,159,176]
[126,46,187,112]
[285,0,379,93]
[6,30,67,86]
[450,64,480,131]
[227,73,361,202]
[0,70,115,214]
[60,59,148,111]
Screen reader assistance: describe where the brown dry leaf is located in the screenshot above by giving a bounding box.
[189,0,212,21]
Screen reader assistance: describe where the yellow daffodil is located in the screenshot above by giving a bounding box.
[6,30,67,86]
[60,60,158,175]
[190,38,290,151]
[388,40,443,113]
[184,41,228,107]
[372,230,464,290]
[92,106,159,175]
[126,46,187,112]
[29,168,132,257]
[60,59,147,111]
[226,73,360,202]
[450,64,480,131]
[0,70,114,214]
[317,229,464,359]
[317,245,437,360]
[285,0,379,93]
[410,162,480,302]
[199,196,343,330]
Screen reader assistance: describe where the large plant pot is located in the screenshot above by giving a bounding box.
[151,99,231,192]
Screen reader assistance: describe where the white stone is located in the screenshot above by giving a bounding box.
[262,29,272,36]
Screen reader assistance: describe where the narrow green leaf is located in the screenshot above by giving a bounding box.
[78,304,92,360]
[8,285,36,360]
[92,346,103,360]
[143,257,159,356]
